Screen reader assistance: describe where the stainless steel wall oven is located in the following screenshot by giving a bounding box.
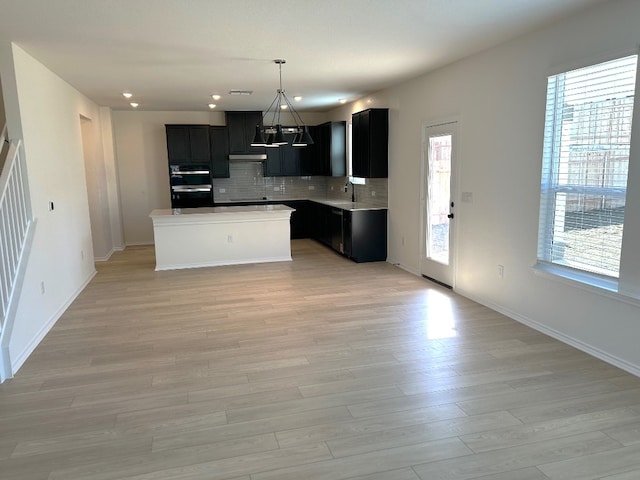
[169,164,214,208]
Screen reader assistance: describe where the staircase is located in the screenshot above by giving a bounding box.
[0,123,35,382]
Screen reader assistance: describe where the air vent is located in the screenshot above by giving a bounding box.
[229,90,253,96]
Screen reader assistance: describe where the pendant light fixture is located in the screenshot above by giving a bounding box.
[251,59,314,148]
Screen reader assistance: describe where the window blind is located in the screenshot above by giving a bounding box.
[538,55,638,278]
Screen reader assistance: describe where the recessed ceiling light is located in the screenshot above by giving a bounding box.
[208,103,217,109]
[293,96,302,102]
[122,92,132,98]
[280,104,288,110]
[130,102,139,108]
[339,98,347,104]
[211,94,221,100]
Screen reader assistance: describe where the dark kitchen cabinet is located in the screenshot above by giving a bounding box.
[282,141,302,176]
[343,209,387,262]
[300,125,321,175]
[301,122,346,176]
[165,125,211,164]
[352,108,388,178]
[309,201,387,263]
[264,148,282,176]
[282,200,310,239]
[324,121,346,177]
[225,111,265,155]
[264,132,301,177]
[308,201,329,245]
[209,126,230,178]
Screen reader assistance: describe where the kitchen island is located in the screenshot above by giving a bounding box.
[149,205,294,271]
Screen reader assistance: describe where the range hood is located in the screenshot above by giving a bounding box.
[228,154,267,162]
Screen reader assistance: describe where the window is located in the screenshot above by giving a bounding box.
[538,55,638,282]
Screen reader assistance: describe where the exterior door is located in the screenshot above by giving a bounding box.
[421,122,458,288]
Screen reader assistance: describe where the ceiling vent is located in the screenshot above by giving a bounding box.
[229,90,253,96]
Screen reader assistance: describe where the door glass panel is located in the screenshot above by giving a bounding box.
[426,134,452,265]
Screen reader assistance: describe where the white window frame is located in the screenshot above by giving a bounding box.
[536,53,639,297]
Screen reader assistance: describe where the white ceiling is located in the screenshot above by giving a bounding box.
[0,0,605,112]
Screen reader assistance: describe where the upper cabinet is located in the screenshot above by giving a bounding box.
[165,125,211,164]
[264,131,301,177]
[301,121,346,177]
[165,124,229,178]
[225,111,265,155]
[209,126,230,178]
[352,108,388,178]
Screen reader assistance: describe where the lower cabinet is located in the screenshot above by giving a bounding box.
[308,202,332,247]
[342,209,387,262]
[212,200,387,262]
[282,200,309,239]
[309,202,387,263]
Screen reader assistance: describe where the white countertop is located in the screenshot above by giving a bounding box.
[312,199,387,211]
[150,204,295,217]
[214,198,387,212]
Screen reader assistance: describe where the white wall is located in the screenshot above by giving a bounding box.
[112,110,328,245]
[2,44,121,374]
[113,110,225,245]
[330,0,640,374]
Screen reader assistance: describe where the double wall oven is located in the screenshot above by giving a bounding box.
[169,164,214,208]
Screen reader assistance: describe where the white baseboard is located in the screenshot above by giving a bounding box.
[94,245,125,262]
[94,249,114,262]
[387,259,420,276]
[11,269,97,376]
[455,287,640,378]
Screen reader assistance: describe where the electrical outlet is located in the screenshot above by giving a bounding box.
[219,188,226,193]
[274,186,280,191]
[498,265,504,279]
[371,191,376,196]
[309,185,315,190]
[227,235,233,243]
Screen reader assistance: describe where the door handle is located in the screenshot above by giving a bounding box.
[447,213,454,219]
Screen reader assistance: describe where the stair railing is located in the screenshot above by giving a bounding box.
[0,124,35,381]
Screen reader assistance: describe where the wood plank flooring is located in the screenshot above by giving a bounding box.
[1,239,640,479]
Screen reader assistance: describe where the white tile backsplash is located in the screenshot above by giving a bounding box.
[212,162,387,206]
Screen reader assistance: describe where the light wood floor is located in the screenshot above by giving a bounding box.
[1,240,640,480]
